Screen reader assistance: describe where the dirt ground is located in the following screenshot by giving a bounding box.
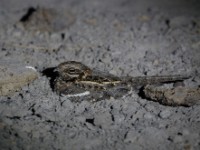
[0,0,200,149]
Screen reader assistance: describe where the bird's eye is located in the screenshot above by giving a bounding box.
[68,68,77,74]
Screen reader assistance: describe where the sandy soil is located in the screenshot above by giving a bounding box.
[0,0,200,149]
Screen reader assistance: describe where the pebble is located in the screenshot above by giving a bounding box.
[159,109,171,119]
[124,130,138,143]
[144,112,154,120]
[94,112,113,128]
[0,60,38,96]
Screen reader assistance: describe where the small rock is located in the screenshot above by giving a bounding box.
[0,61,38,96]
[19,7,75,33]
[84,18,97,26]
[182,129,190,136]
[144,112,154,119]
[174,135,183,143]
[159,109,171,119]
[170,16,189,28]
[113,114,125,123]
[94,112,113,128]
[124,130,138,143]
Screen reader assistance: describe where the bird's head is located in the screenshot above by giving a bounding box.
[55,61,92,81]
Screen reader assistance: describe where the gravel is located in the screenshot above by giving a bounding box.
[0,0,200,150]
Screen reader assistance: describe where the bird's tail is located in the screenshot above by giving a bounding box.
[128,74,190,87]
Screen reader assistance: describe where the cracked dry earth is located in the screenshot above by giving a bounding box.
[0,0,200,150]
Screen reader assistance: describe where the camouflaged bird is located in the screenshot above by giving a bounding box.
[53,61,190,104]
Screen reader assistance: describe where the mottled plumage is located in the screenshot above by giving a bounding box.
[54,61,189,102]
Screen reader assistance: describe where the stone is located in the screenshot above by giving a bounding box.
[0,61,38,96]
[159,109,171,119]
